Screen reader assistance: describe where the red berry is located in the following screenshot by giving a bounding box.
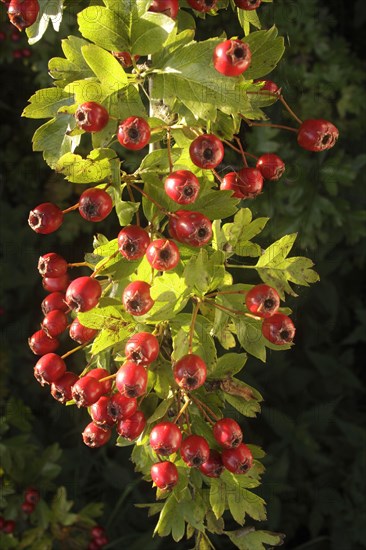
[28,203,63,234]
[42,309,68,337]
[11,30,21,42]
[69,318,98,344]
[107,393,137,421]
[28,329,59,355]
[85,368,113,394]
[117,410,146,440]
[146,239,180,271]
[164,170,200,205]
[297,118,339,152]
[24,488,40,505]
[34,353,66,386]
[262,313,296,345]
[236,167,263,199]
[245,284,280,318]
[0,31,6,41]
[112,51,140,67]
[13,49,23,59]
[21,501,35,514]
[65,277,101,312]
[8,0,39,30]
[173,353,207,391]
[186,0,217,12]
[118,225,150,261]
[75,102,109,132]
[122,281,154,316]
[91,526,106,539]
[51,371,78,404]
[220,172,245,199]
[222,442,253,474]
[199,449,224,478]
[22,47,32,57]
[2,519,16,534]
[213,39,252,77]
[170,211,212,248]
[42,273,70,293]
[254,79,280,94]
[37,253,68,278]
[116,361,147,398]
[213,418,243,449]
[189,134,224,169]
[94,534,109,547]
[125,332,159,365]
[72,376,105,407]
[41,292,67,315]
[150,422,182,456]
[234,0,261,10]
[78,188,113,222]
[90,396,116,429]
[82,422,111,448]
[117,116,151,150]
[256,153,285,181]
[180,435,210,467]
[150,461,178,490]
[149,0,179,18]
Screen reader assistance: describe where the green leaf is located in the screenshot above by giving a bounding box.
[243,27,285,80]
[49,36,94,87]
[147,397,174,424]
[183,249,226,295]
[210,478,226,520]
[22,89,74,119]
[77,305,127,330]
[210,353,247,379]
[32,116,81,169]
[81,44,128,90]
[78,7,129,52]
[223,209,268,257]
[170,314,217,373]
[237,8,262,36]
[55,149,116,183]
[148,272,191,321]
[184,190,239,221]
[139,149,182,174]
[50,487,77,526]
[226,528,285,550]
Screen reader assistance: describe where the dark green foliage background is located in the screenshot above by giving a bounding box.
[1,0,365,548]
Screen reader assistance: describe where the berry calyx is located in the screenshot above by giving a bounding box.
[122,281,154,316]
[41,309,68,337]
[65,277,102,312]
[51,371,79,404]
[72,376,105,407]
[213,418,243,449]
[28,203,63,234]
[148,0,179,19]
[42,273,70,293]
[118,225,150,261]
[262,313,296,345]
[41,292,68,315]
[164,170,200,205]
[28,329,59,355]
[180,435,210,467]
[124,332,160,365]
[189,134,224,169]
[146,239,180,271]
[75,102,109,132]
[78,188,113,222]
[117,116,151,150]
[149,422,182,455]
[37,253,68,278]
[117,410,146,440]
[234,0,261,10]
[34,353,66,386]
[150,461,178,490]
[82,422,111,448]
[245,284,280,318]
[222,442,253,474]
[116,361,148,398]
[173,353,207,391]
[199,449,224,478]
[107,393,137,421]
[85,368,113,394]
[256,153,286,181]
[213,39,252,77]
[297,119,339,152]
[170,211,212,248]
[69,318,98,344]
[90,396,116,429]
[186,0,217,13]
[8,0,39,31]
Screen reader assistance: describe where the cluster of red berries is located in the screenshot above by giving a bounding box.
[88,525,109,550]
[0,488,40,537]
[0,9,32,58]
[0,516,15,536]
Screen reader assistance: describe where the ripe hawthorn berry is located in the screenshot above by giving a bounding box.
[245,284,280,318]
[122,281,154,316]
[146,239,180,271]
[117,410,146,440]
[149,0,179,18]
[186,0,217,12]
[21,501,35,514]
[297,118,339,152]
[173,353,207,391]
[169,211,212,247]
[2,519,16,534]
[28,203,63,234]
[51,371,78,404]
[42,273,70,293]
[69,318,98,344]
[256,153,285,181]
[118,225,150,261]
[112,51,140,67]
[254,78,280,94]
[90,396,116,429]
[222,442,253,474]
[164,170,200,205]
[78,188,113,222]
[38,253,68,278]
[117,117,151,150]
[199,449,224,478]
[72,376,105,407]
[28,329,59,355]
[124,332,159,365]
[107,392,137,421]
[41,292,68,315]
[150,461,178,490]
[65,277,102,313]
[213,418,243,449]
[75,102,109,132]
[34,353,66,386]
[116,361,148,398]
[8,0,39,31]
[24,488,40,505]
[180,435,210,467]
[86,368,113,394]
[149,422,182,455]
[93,534,109,548]
[234,0,261,10]
[235,167,263,199]
[213,39,252,77]
[262,313,296,345]
[189,134,224,169]
[42,309,68,337]
[82,422,111,448]
[91,526,106,539]
[220,172,245,199]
